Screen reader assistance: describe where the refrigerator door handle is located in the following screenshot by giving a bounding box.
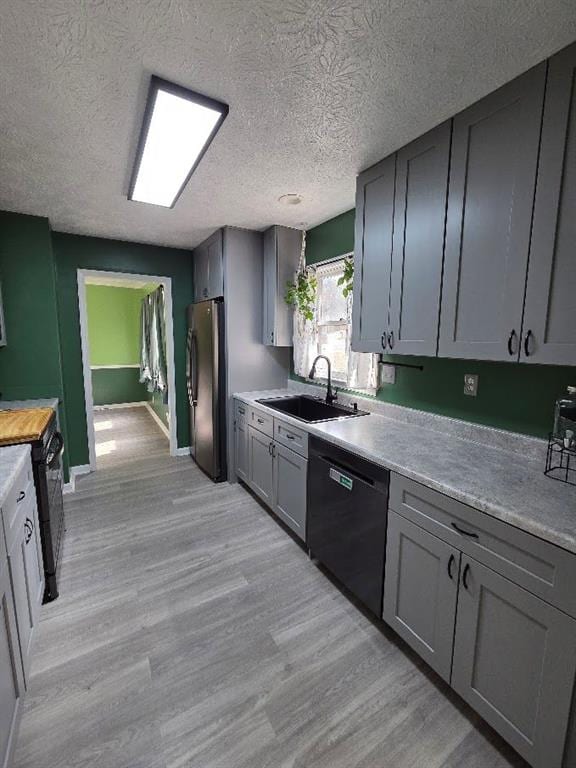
[186,329,198,406]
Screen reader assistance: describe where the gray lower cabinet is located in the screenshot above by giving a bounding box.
[234,404,249,484]
[452,556,576,768]
[383,511,460,683]
[521,42,576,365]
[385,473,576,768]
[247,425,274,506]
[439,63,546,361]
[242,413,307,543]
[388,121,451,356]
[273,443,307,540]
[351,154,396,353]
[0,556,25,768]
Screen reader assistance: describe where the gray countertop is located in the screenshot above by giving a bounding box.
[0,444,31,507]
[235,389,576,554]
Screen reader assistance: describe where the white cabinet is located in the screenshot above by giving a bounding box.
[0,555,24,768]
[273,443,307,540]
[263,226,302,346]
[0,450,42,768]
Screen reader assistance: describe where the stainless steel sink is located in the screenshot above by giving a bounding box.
[255,395,369,423]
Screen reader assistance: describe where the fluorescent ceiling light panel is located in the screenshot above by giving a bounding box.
[129,76,228,208]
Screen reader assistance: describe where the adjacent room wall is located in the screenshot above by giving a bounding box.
[87,284,150,406]
[293,209,576,439]
[53,232,193,467]
[0,211,70,475]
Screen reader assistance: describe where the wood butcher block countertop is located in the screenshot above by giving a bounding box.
[0,407,53,446]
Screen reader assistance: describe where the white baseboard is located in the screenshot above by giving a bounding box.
[144,402,170,440]
[93,402,148,410]
[176,447,191,457]
[63,464,91,494]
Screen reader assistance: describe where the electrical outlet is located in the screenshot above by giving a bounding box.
[380,364,396,385]
[464,374,478,397]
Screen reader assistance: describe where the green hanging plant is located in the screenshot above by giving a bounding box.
[337,256,354,298]
[285,268,317,322]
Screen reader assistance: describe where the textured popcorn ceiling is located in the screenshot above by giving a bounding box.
[0,1,575,250]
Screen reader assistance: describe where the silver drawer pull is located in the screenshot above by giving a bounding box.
[238,407,245,415]
[257,418,265,424]
[17,490,26,503]
[329,468,353,491]
[286,434,295,440]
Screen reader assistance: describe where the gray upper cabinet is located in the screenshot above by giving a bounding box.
[263,226,302,346]
[452,556,576,768]
[193,230,223,302]
[0,553,25,768]
[351,155,396,352]
[522,43,576,365]
[438,63,546,361]
[388,122,451,356]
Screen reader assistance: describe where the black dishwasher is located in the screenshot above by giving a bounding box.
[307,437,389,616]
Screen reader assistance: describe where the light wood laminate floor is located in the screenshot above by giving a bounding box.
[14,409,527,768]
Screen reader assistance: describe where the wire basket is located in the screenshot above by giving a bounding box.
[544,434,576,486]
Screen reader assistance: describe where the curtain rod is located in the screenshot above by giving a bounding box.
[309,251,353,268]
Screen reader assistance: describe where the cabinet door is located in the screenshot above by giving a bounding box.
[439,64,546,361]
[25,504,44,617]
[389,122,451,356]
[9,517,38,683]
[247,426,274,506]
[522,43,576,365]
[351,155,396,352]
[383,511,460,682]
[0,561,25,768]
[452,556,576,768]
[234,406,249,484]
[262,226,277,345]
[206,231,224,299]
[273,443,307,541]
[193,245,209,303]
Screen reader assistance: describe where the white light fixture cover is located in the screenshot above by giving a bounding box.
[129,76,229,208]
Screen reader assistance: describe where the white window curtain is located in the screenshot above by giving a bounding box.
[140,286,168,397]
[293,255,379,394]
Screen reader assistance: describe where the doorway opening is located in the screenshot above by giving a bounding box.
[77,269,178,470]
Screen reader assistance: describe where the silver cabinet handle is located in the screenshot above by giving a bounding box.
[286,434,295,440]
[238,407,245,415]
[17,490,26,503]
[257,418,265,424]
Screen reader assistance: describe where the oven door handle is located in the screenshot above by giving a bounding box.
[46,431,64,468]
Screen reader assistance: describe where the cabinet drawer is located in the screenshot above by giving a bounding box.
[390,473,576,618]
[249,406,274,438]
[274,418,308,458]
[1,457,34,551]
[234,399,248,422]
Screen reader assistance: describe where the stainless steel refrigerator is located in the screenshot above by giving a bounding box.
[186,300,227,482]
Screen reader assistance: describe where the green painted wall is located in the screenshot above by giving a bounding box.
[148,389,169,428]
[52,232,193,467]
[0,211,70,476]
[296,209,575,439]
[91,368,148,406]
[86,284,148,366]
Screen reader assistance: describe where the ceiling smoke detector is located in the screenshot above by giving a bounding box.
[278,193,303,206]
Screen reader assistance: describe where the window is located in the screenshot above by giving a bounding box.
[315,260,350,383]
[292,253,379,393]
